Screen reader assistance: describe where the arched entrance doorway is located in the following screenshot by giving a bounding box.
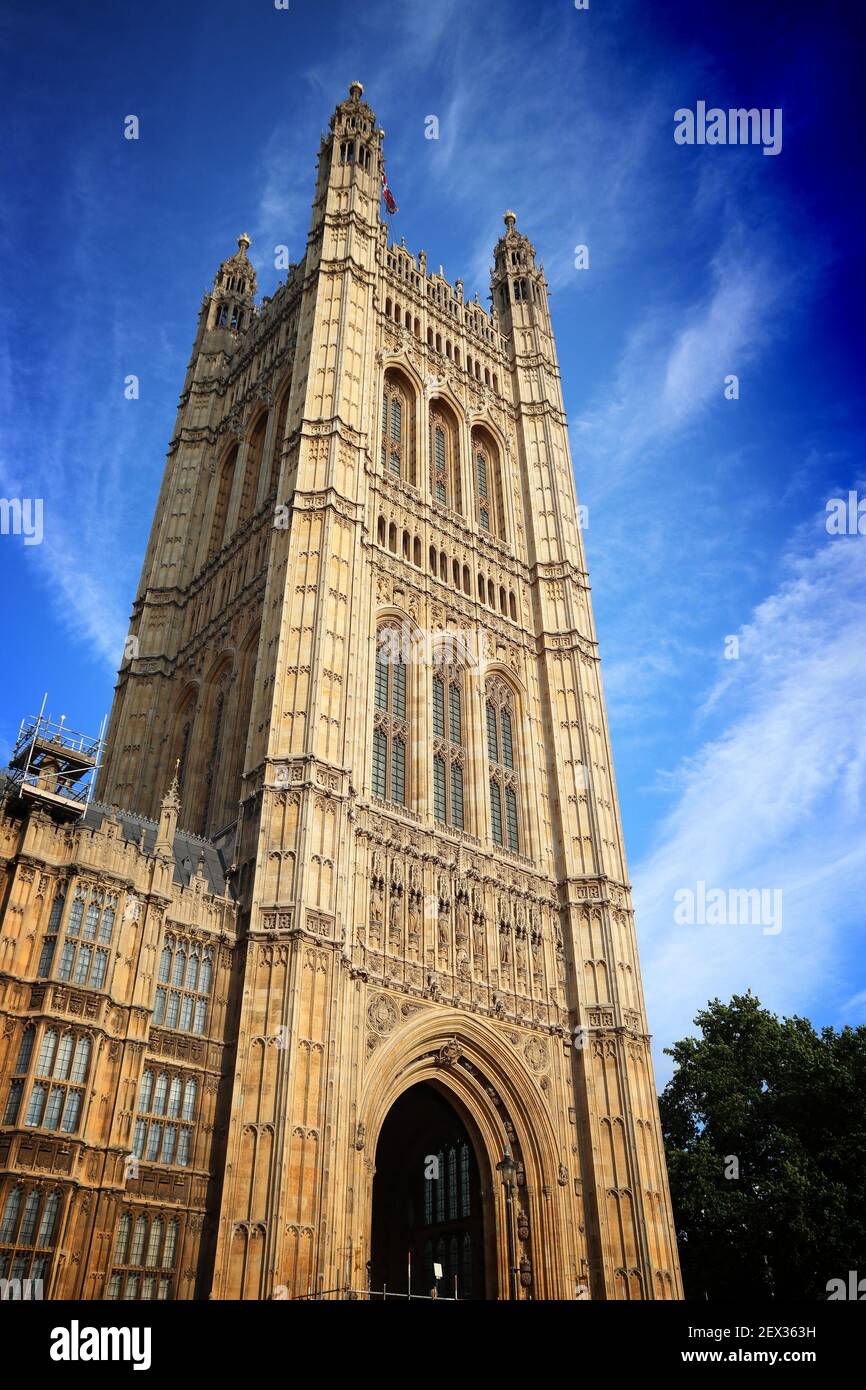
[370,1082,489,1300]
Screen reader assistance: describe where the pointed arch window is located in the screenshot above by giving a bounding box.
[208,444,238,556]
[477,451,489,531]
[268,385,290,498]
[429,404,462,514]
[201,664,230,835]
[381,373,414,484]
[372,625,409,807]
[432,656,465,830]
[433,425,446,503]
[473,432,505,540]
[237,412,267,527]
[485,677,521,853]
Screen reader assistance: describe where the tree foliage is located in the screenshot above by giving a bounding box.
[659,992,866,1299]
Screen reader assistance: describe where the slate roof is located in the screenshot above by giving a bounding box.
[1,774,235,898]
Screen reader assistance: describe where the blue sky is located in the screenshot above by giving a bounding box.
[1,0,864,1080]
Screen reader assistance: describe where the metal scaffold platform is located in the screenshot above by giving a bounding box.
[8,694,106,817]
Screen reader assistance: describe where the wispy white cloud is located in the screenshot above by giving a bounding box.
[837,988,866,1027]
[254,121,314,270]
[633,531,866,1079]
[0,149,149,672]
[575,220,797,493]
[423,21,664,300]
[570,190,819,772]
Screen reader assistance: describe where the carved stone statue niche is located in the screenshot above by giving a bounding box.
[499,923,511,967]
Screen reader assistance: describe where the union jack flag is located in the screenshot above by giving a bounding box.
[381,167,398,215]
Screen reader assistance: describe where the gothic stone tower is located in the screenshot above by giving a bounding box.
[94,82,681,1300]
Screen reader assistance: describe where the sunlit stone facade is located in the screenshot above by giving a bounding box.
[0,83,681,1301]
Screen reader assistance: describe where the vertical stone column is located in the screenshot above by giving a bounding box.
[493,213,682,1298]
[211,84,386,1298]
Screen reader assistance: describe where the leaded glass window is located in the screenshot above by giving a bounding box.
[431,656,465,830]
[486,678,521,852]
[372,626,410,808]
[152,936,213,1036]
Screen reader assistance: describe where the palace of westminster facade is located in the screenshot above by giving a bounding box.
[0,84,681,1300]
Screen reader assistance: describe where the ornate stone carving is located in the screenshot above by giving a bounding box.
[437,1037,461,1068]
[523,1036,549,1074]
[366,992,397,1034]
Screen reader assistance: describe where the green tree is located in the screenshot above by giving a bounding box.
[659,992,866,1299]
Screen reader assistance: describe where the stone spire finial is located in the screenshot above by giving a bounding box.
[213,233,257,299]
[492,210,538,289]
[330,80,376,135]
[165,759,182,809]
[155,764,181,853]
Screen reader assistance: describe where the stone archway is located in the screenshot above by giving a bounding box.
[370,1081,490,1300]
[357,1011,571,1301]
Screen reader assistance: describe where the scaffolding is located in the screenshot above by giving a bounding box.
[8,694,107,818]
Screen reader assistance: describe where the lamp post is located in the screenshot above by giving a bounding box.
[496,1145,519,1301]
